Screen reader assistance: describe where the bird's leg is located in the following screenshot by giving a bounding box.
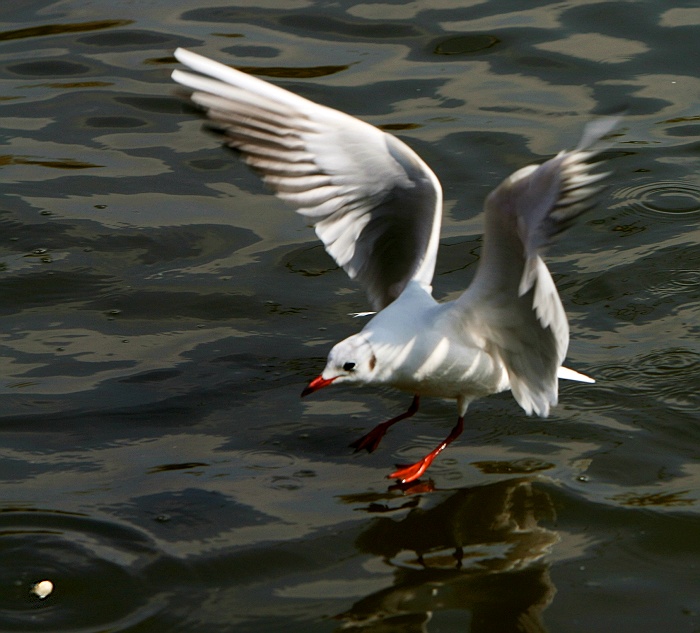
[388,416,465,483]
[349,395,420,453]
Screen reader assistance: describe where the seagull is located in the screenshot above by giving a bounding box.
[172,48,613,484]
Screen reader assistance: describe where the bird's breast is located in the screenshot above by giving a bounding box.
[363,286,509,400]
[375,331,508,400]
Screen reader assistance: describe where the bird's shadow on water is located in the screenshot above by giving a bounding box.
[335,476,559,633]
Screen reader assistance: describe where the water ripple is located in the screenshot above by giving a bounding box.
[0,508,191,633]
[593,348,700,413]
[611,180,700,218]
[634,347,698,377]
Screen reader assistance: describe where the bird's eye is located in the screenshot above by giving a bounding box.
[343,362,356,372]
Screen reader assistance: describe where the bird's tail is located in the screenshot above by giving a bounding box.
[558,366,595,383]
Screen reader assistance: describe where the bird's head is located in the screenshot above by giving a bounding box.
[301,334,377,397]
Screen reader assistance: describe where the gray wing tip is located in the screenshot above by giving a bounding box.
[576,113,624,152]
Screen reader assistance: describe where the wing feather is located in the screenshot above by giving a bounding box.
[172,48,442,309]
[455,118,617,416]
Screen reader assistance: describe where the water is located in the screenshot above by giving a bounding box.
[0,1,698,631]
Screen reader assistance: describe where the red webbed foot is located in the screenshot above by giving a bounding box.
[387,416,465,483]
[349,422,391,453]
[388,454,438,483]
[349,395,420,454]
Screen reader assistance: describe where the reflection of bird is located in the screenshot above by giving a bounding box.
[341,479,558,632]
[172,48,613,482]
[355,478,557,572]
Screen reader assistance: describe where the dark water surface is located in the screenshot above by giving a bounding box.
[1,1,698,631]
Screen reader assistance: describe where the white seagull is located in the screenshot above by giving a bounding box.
[172,48,613,484]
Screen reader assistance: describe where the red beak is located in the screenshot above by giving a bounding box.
[301,375,336,397]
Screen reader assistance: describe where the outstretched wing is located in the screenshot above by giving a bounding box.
[455,118,617,416]
[172,48,442,310]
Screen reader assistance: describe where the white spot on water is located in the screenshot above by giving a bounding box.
[32,579,53,599]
